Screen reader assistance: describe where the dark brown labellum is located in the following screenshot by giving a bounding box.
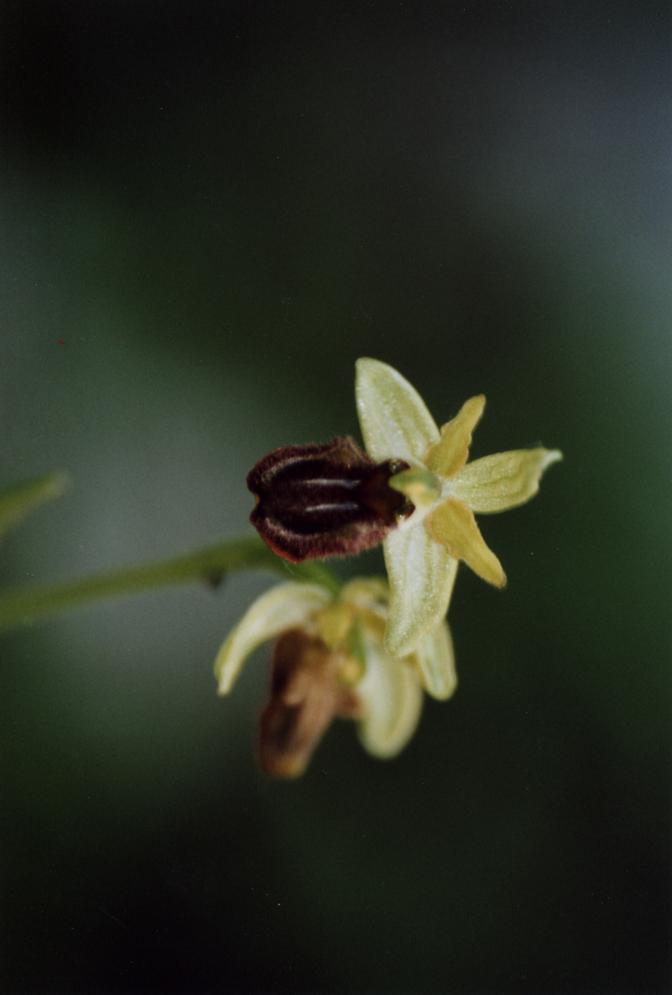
[247,436,410,563]
[259,629,362,778]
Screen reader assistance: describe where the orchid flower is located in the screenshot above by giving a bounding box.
[355,359,562,657]
[214,576,456,778]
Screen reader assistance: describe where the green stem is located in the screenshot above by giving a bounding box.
[0,535,341,634]
[0,471,70,539]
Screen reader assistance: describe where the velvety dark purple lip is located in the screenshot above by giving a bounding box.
[247,436,410,563]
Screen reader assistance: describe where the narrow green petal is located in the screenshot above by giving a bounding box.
[357,631,423,759]
[383,524,458,657]
[214,582,332,695]
[355,357,439,463]
[413,619,457,701]
[452,448,563,513]
[425,395,486,478]
[426,498,506,588]
[0,472,70,540]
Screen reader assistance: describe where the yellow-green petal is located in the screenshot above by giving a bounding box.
[425,395,486,478]
[452,448,563,513]
[214,582,332,695]
[313,601,357,650]
[413,619,457,701]
[355,357,439,463]
[427,497,506,589]
[340,576,389,611]
[383,524,459,657]
[357,631,423,759]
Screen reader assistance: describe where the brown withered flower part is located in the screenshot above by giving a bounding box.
[247,436,410,563]
[214,577,455,776]
[259,629,362,778]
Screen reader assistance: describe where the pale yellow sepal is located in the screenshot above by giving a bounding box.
[357,630,423,759]
[427,497,506,589]
[413,619,457,701]
[355,357,439,463]
[425,395,486,478]
[383,525,459,657]
[452,448,563,513]
[214,582,332,695]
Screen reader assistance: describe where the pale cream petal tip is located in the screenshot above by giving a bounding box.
[542,448,563,469]
[412,620,457,701]
[357,630,423,759]
[214,582,332,696]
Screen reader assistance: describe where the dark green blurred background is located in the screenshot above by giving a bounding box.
[1,2,669,992]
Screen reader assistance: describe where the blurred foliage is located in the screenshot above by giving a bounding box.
[0,2,670,993]
[0,471,69,540]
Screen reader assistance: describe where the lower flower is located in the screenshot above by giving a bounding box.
[213,577,457,778]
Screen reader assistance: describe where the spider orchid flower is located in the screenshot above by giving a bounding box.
[355,359,562,657]
[214,576,456,778]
